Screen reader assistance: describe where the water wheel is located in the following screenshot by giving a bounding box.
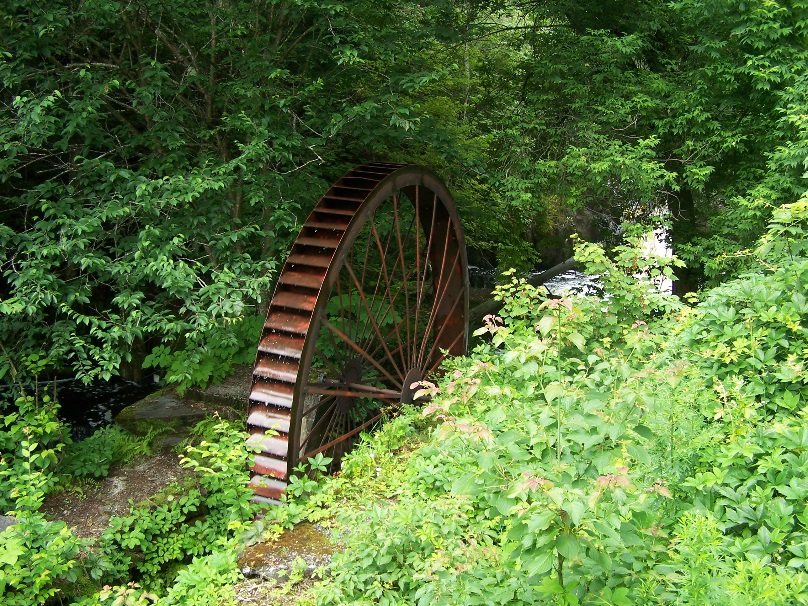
[246,163,469,505]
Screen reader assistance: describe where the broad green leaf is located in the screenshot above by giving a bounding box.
[525,550,555,577]
[562,500,587,527]
[556,533,581,559]
[568,332,586,351]
[632,424,654,441]
[544,382,566,403]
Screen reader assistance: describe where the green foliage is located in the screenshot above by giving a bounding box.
[0,395,66,513]
[315,235,684,604]
[3,0,808,386]
[60,425,156,479]
[679,199,808,409]
[143,315,265,395]
[159,549,239,606]
[0,513,85,606]
[0,409,260,605]
[97,417,259,591]
[71,583,157,606]
[0,0,472,388]
[655,511,808,605]
[312,217,808,604]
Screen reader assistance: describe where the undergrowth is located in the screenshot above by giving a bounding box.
[305,199,808,605]
[2,198,808,604]
[0,408,258,605]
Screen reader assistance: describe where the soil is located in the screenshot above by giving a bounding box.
[40,451,190,540]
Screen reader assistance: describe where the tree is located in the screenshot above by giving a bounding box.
[0,0,459,387]
[439,0,808,290]
[662,0,808,288]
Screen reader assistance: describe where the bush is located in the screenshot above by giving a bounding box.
[97,417,259,591]
[0,395,65,513]
[0,513,84,606]
[60,425,156,479]
[312,214,808,605]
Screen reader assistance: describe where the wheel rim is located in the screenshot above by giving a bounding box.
[247,163,468,504]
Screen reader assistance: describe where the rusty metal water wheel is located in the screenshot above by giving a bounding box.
[247,163,469,505]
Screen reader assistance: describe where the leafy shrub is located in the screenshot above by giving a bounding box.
[143,315,264,395]
[97,417,259,591]
[71,583,157,606]
[679,262,808,411]
[316,236,683,605]
[0,513,84,606]
[159,549,239,606]
[0,395,66,513]
[60,425,156,479]
[655,511,808,605]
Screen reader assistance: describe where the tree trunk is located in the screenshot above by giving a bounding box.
[668,188,700,297]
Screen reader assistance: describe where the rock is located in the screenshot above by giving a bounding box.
[238,523,334,582]
[0,515,18,532]
[113,367,247,449]
[186,364,253,408]
[114,387,240,449]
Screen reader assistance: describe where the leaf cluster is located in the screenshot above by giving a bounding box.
[310,205,808,604]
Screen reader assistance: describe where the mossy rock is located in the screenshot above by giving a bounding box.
[114,388,226,445]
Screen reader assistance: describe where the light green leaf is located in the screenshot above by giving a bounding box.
[568,332,586,351]
[536,315,555,336]
[556,533,581,559]
[562,500,587,527]
[544,382,566,402]
[525,550,555,576]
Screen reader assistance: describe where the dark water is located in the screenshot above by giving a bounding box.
[57,378,158,439]
[2,378,158,440]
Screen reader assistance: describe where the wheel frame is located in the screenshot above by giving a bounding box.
[247,163,469,504]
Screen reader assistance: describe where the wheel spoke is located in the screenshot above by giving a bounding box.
[355,214,384,344]
[423,289,466,373]
[413,192,439,367]
[299,396,340,449]
[418,232,461,367]
[302,410,386,461]
[343,262,405,381]
[301,394,336,418]
[312,347,343,378]
[392,193,413,370]
[311,379,402,399]
[364,263,419,363]
[335,273,349,369]
[322,317,401,387]
[413,185,422,367]
[307,386,399,401]
[365,211,408,372]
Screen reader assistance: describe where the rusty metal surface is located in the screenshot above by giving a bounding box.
[246,163,469,506]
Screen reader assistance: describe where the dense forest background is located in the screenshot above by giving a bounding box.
[3,2,808,605]
[2,0,807,387]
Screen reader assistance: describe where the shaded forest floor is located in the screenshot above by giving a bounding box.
[38,368,328,604]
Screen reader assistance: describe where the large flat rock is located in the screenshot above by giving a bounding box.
[186,364,253,408]
[114,366,250,449]
[239,523,334,582]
